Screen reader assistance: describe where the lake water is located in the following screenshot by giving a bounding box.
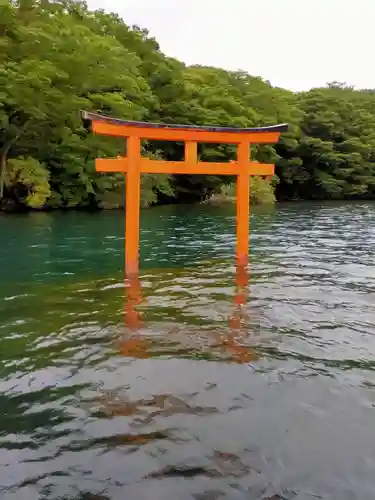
[1,202,375,499]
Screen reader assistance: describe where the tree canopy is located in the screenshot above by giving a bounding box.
[2,0,375,211]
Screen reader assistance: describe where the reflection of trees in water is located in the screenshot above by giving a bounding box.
[145,449,255,479]
[140,204,238,269]
[98,391,217,423]
[92,264,267,491]
[77,494,111,500]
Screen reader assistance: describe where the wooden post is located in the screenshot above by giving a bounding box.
[125,136,141,276]
[236,141,250,267]
[185,141,197,165]
[124,274,142,331]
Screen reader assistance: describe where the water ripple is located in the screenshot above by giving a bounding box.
[1,203,375,498]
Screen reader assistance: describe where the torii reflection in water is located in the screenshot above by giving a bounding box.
[118,264,258,364]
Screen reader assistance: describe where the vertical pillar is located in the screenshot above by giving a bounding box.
[125,135,141,276]
[236,141,250,267]
[235,263,248,306]
[120,273,149,358]
[124,274,142,331]
[185,141,197,165]
[229,264,248,330]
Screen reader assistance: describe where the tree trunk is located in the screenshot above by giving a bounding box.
[0,134,23,203]
[0,123,33,205]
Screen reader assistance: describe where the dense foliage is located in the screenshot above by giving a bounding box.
[2,0,375,211]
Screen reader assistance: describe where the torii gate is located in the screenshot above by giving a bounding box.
[82,111,287,276]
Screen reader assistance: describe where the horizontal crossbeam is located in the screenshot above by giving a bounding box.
[96,158,275,176]
[82,110,288,134]
[91,121,282,144]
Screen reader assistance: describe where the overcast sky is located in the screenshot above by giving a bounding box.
[87,0,372,91]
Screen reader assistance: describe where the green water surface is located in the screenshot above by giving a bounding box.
[1,202,375,500]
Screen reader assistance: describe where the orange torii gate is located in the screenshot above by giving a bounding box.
[82,111,288,275]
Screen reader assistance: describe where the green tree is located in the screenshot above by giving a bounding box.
[3,0,375,211]
[0,0,154,209]
[276,86,375,200]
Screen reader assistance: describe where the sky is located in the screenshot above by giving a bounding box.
[87,0,373,92]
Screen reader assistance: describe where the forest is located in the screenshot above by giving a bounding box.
[2,0,375,211]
